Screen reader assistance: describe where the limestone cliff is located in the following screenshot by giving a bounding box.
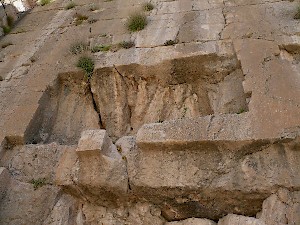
[1,0,300,224]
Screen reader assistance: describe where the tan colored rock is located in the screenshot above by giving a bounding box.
[42,194,79,225]
[218,214,264,225]
[91,52,245,140]
[167,218,216,225]
[0,143,68,183]
[0,167,10,200]
[81,202,165,225]
[56,130,128,206]
[131,123,300,220]
[0,179,60,225]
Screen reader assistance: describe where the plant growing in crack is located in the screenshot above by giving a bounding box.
[126,12,147,32]
[181,106,188,118]
[30,178,47,190]
[77,56,95,80]
[164,39,178,46]
[74,13,88,25]
[237,108,246,114]
[40,0,51,6]
[143,2,154,11]
[91,44,111,53]
[70,42,88,55]
[118,41,135,49]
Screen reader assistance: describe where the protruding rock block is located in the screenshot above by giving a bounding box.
[77,130,119,158]
[56,129,128,206]
[0,167,10,200]
[130,117,300,221]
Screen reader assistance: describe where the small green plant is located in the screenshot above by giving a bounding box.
[7,16,14,27]
[30,178,47,190]
[117,146,122,153]
[91,44,111,53]
[74,14,88,25]
[70,42,88,55]
[237,108,246,114]
[295,6,300,19]
[100,33,107,37]
[1,25,11,34]
[118,41,135,49]
[127,13,147,32]
[181,107,188,118]
[40,0,51,6]
[77,56,95,79]
[65,1,76,10]
[164,39,178,46]
[143,2,154,11]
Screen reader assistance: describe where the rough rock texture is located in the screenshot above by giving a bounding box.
[166,218,216,225]
[1,0,300,224]
[0,179,61,225]
[91,55,247,140]
[0,167,10,200]
[56,130,128,206]
[25,73,100,145]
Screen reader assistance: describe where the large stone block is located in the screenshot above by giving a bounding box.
[57,130,128,206]
[77,129,119,158]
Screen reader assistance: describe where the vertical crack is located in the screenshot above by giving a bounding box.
[88,82,104,129]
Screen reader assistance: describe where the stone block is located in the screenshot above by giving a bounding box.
[77,129,119,159]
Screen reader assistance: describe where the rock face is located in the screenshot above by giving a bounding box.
[25,73,100,145]
[1,0,300,224]
[91,54,247,140]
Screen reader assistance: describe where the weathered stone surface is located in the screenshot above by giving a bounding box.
[167,218,216,225]
[1,0,300,224]
[25,73,100,145]
[56,130,128,206]
[81,202,165,225]
[0,167,10,200]
[132,125,300,220]
[0,143,68,183]
[42,194,78,225]
[218,189,300,225]
[91,53,246,140]
[0,179,60,225]
[218,214,263,225]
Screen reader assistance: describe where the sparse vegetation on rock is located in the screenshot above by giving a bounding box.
[143,2,154,11]
[40,0,51,6]
[118,41,135,49]
[1,26,11,34]
[164,39,178,46]
[126,13,147,32]
[77,56,94,79]
[91,45,111,53]
[74,14,88,25]
[70,42,88,55]
[30,178,47,190]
